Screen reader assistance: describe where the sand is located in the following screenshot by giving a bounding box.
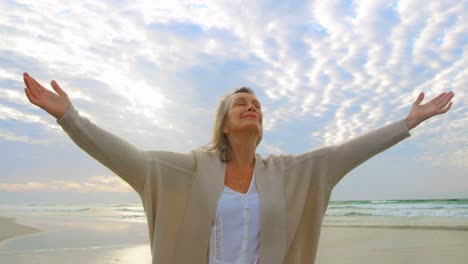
[0,243,151,264]
[0,215,151,263]
[1,215,468,263]
[0,217,41,243]
[316,226,468,264]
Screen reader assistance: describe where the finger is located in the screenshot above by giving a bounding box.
[437,92,454,108]
[24,87,33,102]
[28,75,48,94]
[51,80,67,96]
[414,92,424,105]
[439,102,453,114]
[24,87,40,106]
[23,73,38,97]
[23,73,44,98]
[430,92,446,105]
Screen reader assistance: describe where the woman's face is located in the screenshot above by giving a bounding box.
[223,92,263,139]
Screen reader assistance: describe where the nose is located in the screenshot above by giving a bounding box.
[247,103,256,112]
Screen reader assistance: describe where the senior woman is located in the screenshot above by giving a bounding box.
[22,72,454,264]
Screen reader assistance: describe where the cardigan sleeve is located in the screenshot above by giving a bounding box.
[57,105,147,194]
[327,119,411,188]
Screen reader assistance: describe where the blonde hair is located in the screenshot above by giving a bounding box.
[205,87,262,162]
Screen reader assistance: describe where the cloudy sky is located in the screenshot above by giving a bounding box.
[0,0,466,203]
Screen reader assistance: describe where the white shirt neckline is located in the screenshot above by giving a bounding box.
[223,172,255,195]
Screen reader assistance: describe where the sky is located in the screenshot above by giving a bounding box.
[0,0,466,203]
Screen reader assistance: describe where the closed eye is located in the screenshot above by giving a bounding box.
[232,97,261,109]
[253,100,261,109]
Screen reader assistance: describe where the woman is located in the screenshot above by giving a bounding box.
[22,72,453,264]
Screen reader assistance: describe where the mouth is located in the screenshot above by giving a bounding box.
[244,114,258,119]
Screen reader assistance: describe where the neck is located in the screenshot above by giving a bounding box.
[227,133,257,168]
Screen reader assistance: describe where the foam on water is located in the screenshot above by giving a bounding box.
[1,199,467,222]
[0,203,146,223]
[327,199,468,217]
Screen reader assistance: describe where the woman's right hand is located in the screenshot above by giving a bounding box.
[23,72,71,119]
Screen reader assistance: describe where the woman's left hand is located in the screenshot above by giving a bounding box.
[405,91,454,130]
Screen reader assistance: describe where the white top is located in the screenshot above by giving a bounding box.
[209,173,261,264]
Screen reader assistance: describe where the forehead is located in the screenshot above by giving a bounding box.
[229,92,260,103]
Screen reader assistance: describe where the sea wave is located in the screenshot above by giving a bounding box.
[326,199,468,218]
[115,208,144,213]
[2,199,467,220]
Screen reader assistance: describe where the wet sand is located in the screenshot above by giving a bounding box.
[0,215,150,263]
[1,216,468,263]
[0,217,41,243]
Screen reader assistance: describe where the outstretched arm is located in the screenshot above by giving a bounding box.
[23,72,147,193]
[327,91,454,188]
[405,92,454,130]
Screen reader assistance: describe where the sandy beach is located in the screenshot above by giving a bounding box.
[316,215,468,264]
[0,217,41,242]
[0,240,151,264]
[317,226,468,264]
[0,215,151,264]
[1,214,467,263]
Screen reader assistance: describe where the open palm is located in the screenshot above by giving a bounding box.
[23,72,71,119]
[405,92,454,130]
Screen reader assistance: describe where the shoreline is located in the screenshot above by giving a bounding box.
[1,214,467,263]
[323,215,468,230]
[0,214,151,263]
[322,224,468,231]
[0,217,42,244]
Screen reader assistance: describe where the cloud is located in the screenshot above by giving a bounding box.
[0,128,47,144]
[0,88,26,104]
[259,142,283,156]
[0,0,466,199]
[0,104,61,130]
[0,176,133,193]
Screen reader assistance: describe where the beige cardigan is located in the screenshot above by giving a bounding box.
[57,105,410,264]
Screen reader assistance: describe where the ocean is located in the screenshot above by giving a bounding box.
[0,203,147,223]
[1,198,467,222]
[327,198,468,218]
